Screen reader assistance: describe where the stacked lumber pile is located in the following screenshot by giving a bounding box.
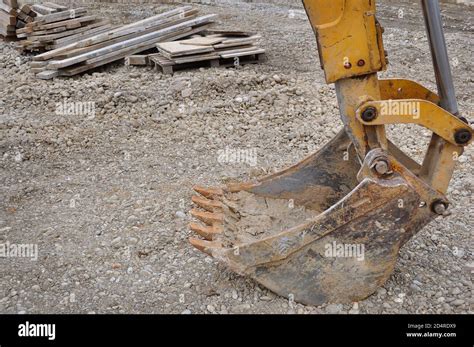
[16,6,112,52]
[151,31,265,74]
[0,0,19,39]
[31,6,216,79]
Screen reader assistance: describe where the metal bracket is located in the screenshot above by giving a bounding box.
[379,78,440,104]
[356,99,473,146]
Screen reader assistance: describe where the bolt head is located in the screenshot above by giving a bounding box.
[454,129,472,145]
[361,106,378,122]
[374,160,389,175]
[431,201,448,215]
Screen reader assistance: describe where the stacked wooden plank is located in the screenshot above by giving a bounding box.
[32,2,68,15]
[16,7,112,53]
[15,4,38,30]
[0,0,19,39]
[31,6,216,79]
[151,31,265,74]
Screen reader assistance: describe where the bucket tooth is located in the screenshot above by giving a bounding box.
[189,222,223,240]
[193,186,224,198]
[189,238,222,255]
[190,209,223,226]
[191,195,223,212]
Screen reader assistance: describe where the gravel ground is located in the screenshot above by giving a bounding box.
[0,0,472,314]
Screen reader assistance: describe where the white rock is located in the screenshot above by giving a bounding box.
[325,304,343,314]
[175,211,186,219]
[181,88,193,98]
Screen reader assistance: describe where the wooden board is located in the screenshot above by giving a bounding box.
[32,15,98,31]
[0,24,15,32]
[43,2,68,11]
[29,20,110,42]
[50,24,114,48]
[0,11,16,26]
[0,2,16,15]
[216,45,255,53]
[20,4,31,14]
[3,0,18,9]
[30,61,48,68]
[35,8,87,25]
[157,41,215,57]
[213,35,260,49]
[220,48,265,59]
[205,30,253,37]
[36,70,58,79]
[15,19,25,29]
[125,55,149,66]
[0,26,15,37]
[27,26,67,36]
[32,4,58,15]
[172,52,220,64]
[180,36,224,46]
[221,35,261,44]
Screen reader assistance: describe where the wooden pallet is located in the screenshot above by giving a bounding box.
[149,51,266,74]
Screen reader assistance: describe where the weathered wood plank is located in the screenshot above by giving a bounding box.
[3,0,18,9]
[172,52,220,64]
[157,41,215,57]
[28,26,67,36]
[180,36,224,46]
[15,19,25,29]
[30,61,48,68]
[0,26,15,37]
[35,8,87,25]
[219,48,265,59]
[32,4,58,15]
[36,70,59,79]
[125,55,148,66]
[0,2,16,15]
[43,2,68,11]
[213,35,260,49]
[33,15,97,31]
[51,24,114,47]
[0,10,16,25]
[20,4,31,14]
[30,20,110,42]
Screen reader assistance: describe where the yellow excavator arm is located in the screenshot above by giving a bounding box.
[188,0,473,305]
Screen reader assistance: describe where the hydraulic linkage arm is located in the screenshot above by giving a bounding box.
[302,0,472,196]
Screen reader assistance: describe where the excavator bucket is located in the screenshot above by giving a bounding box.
[190,145,445,305]
[189,0,473,305]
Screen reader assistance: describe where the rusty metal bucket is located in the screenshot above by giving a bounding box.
[189,132,445,305]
